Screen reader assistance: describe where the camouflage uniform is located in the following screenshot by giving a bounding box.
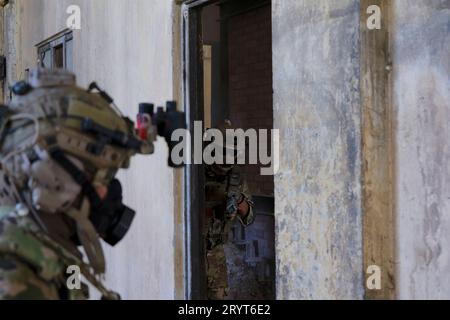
[0,207,89,299]
[204,165,254,300]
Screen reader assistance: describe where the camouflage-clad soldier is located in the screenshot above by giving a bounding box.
[204,121,254,300]
[0,68,168,299]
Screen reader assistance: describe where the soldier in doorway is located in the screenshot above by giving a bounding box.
[204,120,255,300]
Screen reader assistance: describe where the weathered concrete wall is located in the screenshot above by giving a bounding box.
[3,0,177,299]
[273,0,363,299]
[393,0,450,300]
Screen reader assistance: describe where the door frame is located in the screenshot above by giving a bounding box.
[181,0,221,300]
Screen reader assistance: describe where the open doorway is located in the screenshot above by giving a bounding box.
[183,0,274,300]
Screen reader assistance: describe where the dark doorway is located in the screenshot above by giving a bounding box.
[183,0,275,300]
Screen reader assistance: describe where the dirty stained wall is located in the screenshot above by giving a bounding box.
[393,0,450,300]
[2,0,177,299]
[273,0,363,299]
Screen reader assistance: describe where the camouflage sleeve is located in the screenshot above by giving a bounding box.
[0,255,60,300]
[238,179,255,227]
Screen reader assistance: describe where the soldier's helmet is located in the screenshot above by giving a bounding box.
[204,119,244,174]
[0,68,149,274]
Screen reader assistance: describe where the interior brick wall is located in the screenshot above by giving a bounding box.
[228,4,274,196]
